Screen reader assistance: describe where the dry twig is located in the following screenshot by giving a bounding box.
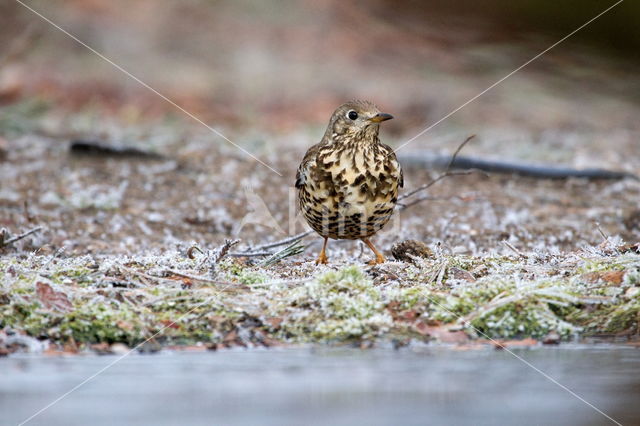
[397,135,483,210]
[502,240,525,258]
[260,240,306,267]
[164,270,249,289]
[0,226,42,248]
[226,231,312,258]
[242,231,312,253]
[207,239,240,277]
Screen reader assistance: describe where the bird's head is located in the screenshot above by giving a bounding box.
[325,100,393,142]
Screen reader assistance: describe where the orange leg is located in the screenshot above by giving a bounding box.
[316,237,329,264]
[362,238,385,265]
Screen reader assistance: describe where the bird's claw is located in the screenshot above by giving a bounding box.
[367,255,386,265]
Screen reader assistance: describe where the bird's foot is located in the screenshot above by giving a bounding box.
[367,254,386,265]
[315,252,329,265]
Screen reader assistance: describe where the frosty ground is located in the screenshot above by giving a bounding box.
[1,123,639,353]
[1,1,640,354]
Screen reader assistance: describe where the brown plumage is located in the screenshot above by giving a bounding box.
[295,100,403,264]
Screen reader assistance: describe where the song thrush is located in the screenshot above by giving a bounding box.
[296,100,403,264]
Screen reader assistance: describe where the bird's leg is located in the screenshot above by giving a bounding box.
[316,237,329,264]
[362,238,385,265]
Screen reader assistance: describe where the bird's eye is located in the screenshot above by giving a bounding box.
[347,110,358,120]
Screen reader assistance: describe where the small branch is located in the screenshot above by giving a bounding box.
[118,265,177,286]
[397,135,478,208]
[227,251,274,257]
[502,240,525,258]
[189,233,311,269]
[211,239,240,263]
[260,240,306,267]
[243,231,312,253]
[208,239,240,277]
[164,270,247,289]
[445,134,476,173]
[0,226,42,248]
[594,221,609,242]
[40,246,66,270]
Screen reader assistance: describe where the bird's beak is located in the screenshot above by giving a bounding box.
[368,112,394,123]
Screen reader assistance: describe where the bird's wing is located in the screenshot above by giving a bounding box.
[380,143,403,188]
[295,142,322,188]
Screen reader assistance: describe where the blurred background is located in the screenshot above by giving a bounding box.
[1,0,639,255]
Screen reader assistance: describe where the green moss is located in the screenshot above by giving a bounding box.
[577,256,631,274]
[236,269,268,286]
[59,303,147,345]
[1,250,638,347]
[276,266,392,342]
[0,98,50,136]
[469,302,578,338]
[604,302,640,333]
[220,260,269,286]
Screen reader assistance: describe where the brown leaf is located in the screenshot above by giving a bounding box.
[582,270,625,285]
[36,281,73,312]
[386,301,401,311]
[164,345,206,352]
[492,338,538,349]
[117,320,134,331]
[449,267,476,282]
[91,342,112,355]
[159,319,180,329]
[618,243,640,254]
[414,321,430,335]
[413,322,469,343]
[400,310,419,321]
[223,329,238,343]
[265,317,283,328]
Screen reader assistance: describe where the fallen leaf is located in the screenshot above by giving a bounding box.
[413,322,469,343]
[165,345,206,352]
[91,342,112,355]
[265,317,283,328]
[492,338,538,349]
[386,301,401,311]
[400,310,419,321]
[582,271,625,285]
[449,267,476,282]
[36,281,73,312]
[223,329,238,343]
[618,243,640,254]
[117,320,134,331]
[159,320,180,329]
